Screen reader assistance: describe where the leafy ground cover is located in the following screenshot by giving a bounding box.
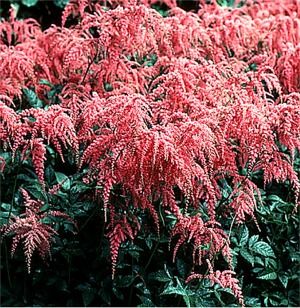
[0,0,299,306]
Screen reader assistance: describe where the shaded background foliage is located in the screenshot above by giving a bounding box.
[0,0,299,307]
[0,0,67,29]
[1,163,299,306]
[0,0,198,27]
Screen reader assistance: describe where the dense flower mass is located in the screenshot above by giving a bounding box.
[0,0,299,305]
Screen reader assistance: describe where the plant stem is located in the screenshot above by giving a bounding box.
[144,239,160,272]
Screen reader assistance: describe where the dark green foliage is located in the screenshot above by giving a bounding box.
[1,155,299,306]
[0,0,68,29]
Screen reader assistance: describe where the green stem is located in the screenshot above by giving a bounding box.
[80,46,99,85]
[144,239,160,272]
[8,159,21,222]
[159,202,165,227]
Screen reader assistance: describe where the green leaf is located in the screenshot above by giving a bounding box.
[248,235,259,249]
[265,257,277,269]
[137,295,155,307]
[251,241,275,257]
[23,88,43,108]
[40,203,50,212]
[213,285,226,306]
[27,184,47,201]
[70,181,90,196]
[53,0,69,8]
[39,79,53,87]
[0,203,17,224]
[145,237,153,250]
[55,172,71,190]
[267,195,285,203]
[254,256,264,266]
[161,283,182,296]
[22,0,38,7]
[240,249,254,266]
[263,297,269,306]
[216,0,235,7]
[252,267,263,273]
[151,4,169,17]
[279,274,289,288]
[257,272,277,280]
[149,270,171,282]
[219,178,233,199]
[145,54,158,67]
[239,225,249,246]
[231,250,238,269]
[245,297,261,306]
[104,83,113,92]
[1,202,12,211]
[63,221,77,233]
[161,277,192,307]
[161,280,186,296]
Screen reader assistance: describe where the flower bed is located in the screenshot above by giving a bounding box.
[1,0,299,306]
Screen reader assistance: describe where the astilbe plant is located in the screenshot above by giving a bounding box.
[0,0,299,305]
[186,259,244,306]
[1,189,72,273]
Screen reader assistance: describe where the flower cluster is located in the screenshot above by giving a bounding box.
[1,189,72,273]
